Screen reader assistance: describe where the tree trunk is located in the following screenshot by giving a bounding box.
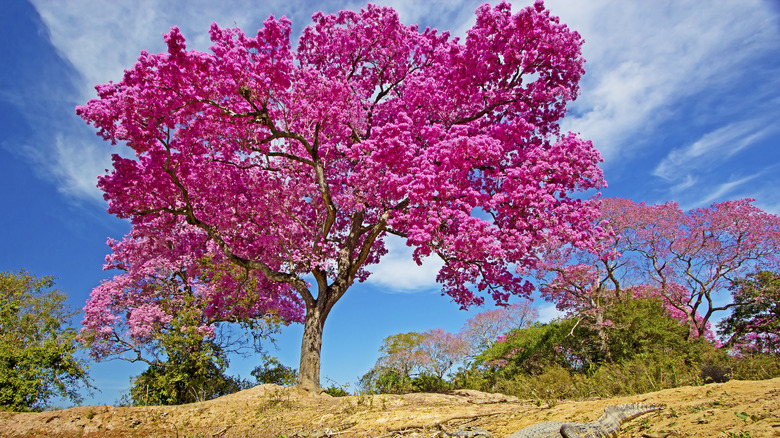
[594,310,611,361]
[298,305,326,391]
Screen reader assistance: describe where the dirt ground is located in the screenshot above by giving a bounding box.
[1,378,778,437]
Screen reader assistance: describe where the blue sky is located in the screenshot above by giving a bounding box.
[1,0,779,406]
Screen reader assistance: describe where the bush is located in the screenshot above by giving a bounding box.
[123,338,252,406]
[323,384,350,397]
[729,353,780,381]
[358,368,415,394]
[412,372,451,393]
[251,356,298,386]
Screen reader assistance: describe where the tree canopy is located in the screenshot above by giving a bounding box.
[719,271,780,354]
[77,1,604,389]
[0,271,92,411]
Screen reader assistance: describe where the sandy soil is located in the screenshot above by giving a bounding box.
[1,378,778,437]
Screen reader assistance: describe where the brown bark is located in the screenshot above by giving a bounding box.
[298,305,326,391]
[296,281,342,391]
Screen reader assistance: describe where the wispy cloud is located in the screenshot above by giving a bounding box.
[25,0,315,202]
[548,0,779,164]
[692,174,763,208]
[654,120,773,186]
[24,0,485,203]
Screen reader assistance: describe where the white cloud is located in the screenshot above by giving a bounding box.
[654,120,773,184]
[364,235,444,293]
[683,173,763,209]
[535,302,563,324]
[25,0,305,202]
[547,0,779,163]
[31,0,296,100]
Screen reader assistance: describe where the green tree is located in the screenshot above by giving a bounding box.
[603,297,693,362]
[719,271,780,354]
[479,297,699,377]
[125,338,252,406]
[121,294,256,406]
[0,270,92,411]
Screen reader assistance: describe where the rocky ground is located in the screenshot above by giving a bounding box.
[1,377,778,437]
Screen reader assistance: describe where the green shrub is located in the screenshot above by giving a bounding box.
[412,372,451,393]
[729,353,780,381]
[323,384,350,397]
[251,356,298,386]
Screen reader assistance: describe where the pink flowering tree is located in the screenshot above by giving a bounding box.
[419,329,470,379]
[614,198,780,340]
[461,301,538,357]
[76,1,604,389]
[540,197,780,343]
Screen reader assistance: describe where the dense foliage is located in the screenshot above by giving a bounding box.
[77,1,604,389]
[480,297,694,375]
[0,271,92,411]
[365,293,780,400]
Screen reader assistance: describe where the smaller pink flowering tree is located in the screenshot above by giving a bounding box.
[80,220,303,365]
[461,301,538,357]
[419,329,470,379]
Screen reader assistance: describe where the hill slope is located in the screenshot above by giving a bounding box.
[1,378,778,437]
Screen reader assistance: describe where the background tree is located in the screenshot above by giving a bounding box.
[122,332,252,406]
[418,329,469,379]
[481,296,699,376]
[614,198,780,339]
[719,271,780,354]
[461,301,537,357]
[77,2,605,390]
[361,329,467,393]
[375,332,427,378]
[0,271,92,411]
[539,197,780,340]
[360,331,425,394]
